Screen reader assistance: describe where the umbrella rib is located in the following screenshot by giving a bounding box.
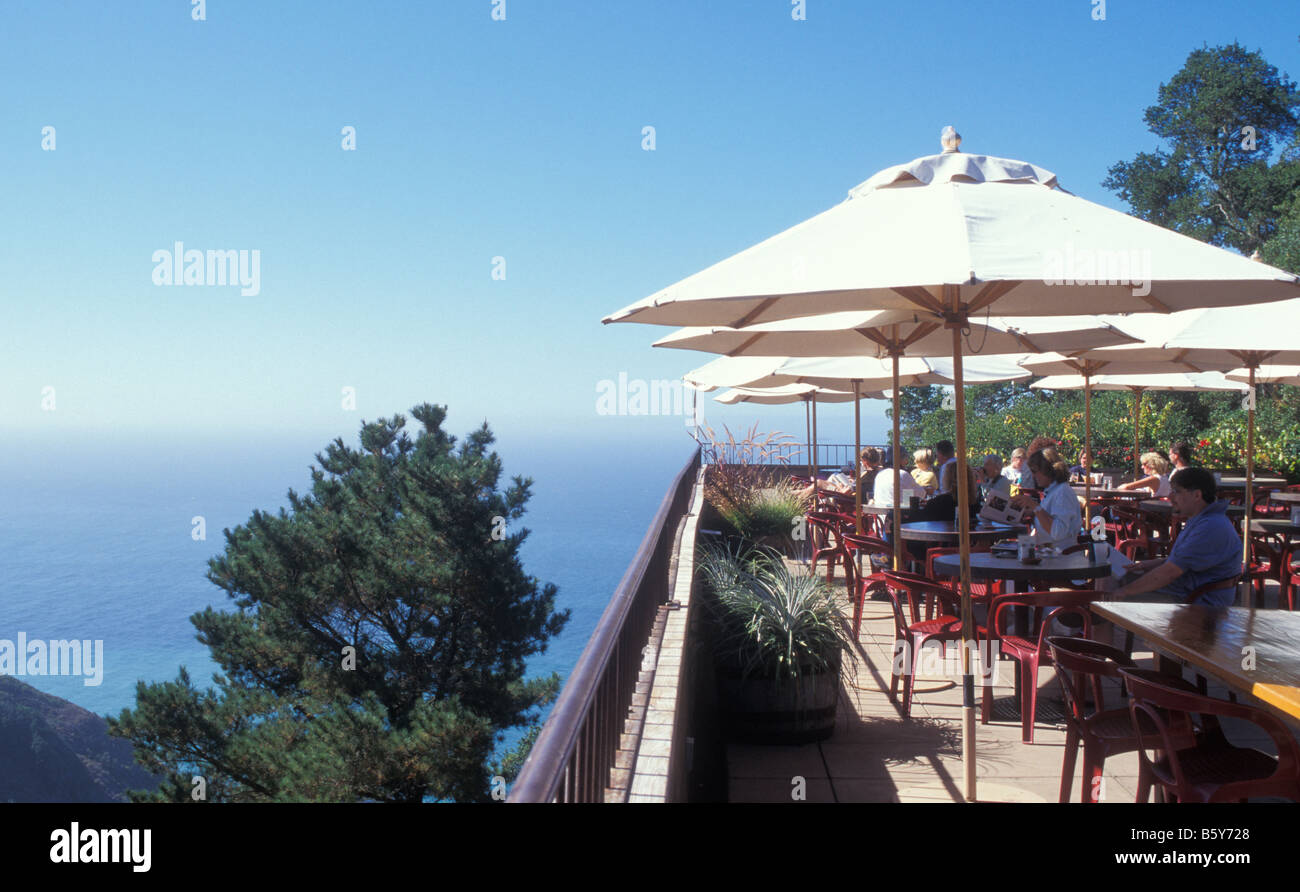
[730,332,766,356]
[1135,293,1174,313]
[1011,331,1042,354]
[857,328,893,353]
[891,286,946,316]
[967,281,1019,315]
[900,322,940,350]
[730,297,779,329]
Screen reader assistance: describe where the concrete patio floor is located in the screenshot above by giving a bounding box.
[726,567,1290,803]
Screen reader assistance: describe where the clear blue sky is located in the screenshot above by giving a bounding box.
[2,0,1296,456]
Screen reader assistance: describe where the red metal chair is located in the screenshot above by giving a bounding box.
[1119,667,1300,803]
[1047,637,1197,803]
[985,590,1100,743]
[841,533,894,639]
[881,569,984,717]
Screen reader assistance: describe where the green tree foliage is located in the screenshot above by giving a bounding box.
[1102,42,1300,256]
[898,382,1300,479]
[107,404,569,802]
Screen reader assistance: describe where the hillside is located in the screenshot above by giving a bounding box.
[0,677,161,802]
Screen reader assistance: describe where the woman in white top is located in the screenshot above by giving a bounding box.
[871,466,926,508]
[1117,452,1171,497]
[1009,446,1082,551]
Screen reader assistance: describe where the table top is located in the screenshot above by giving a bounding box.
[932,550,1112,582]
[1138,499,1246,517]
[1089,602,1300,722]
[1070,486,1146,499]
[1268,491,1300,504]
[1250,518,1300,539]
[897,520,1024,542]
[1216,476,1289,488]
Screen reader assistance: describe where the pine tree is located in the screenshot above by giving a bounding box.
[108,404,569,802]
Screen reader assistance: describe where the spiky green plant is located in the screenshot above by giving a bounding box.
[698,545,851,685]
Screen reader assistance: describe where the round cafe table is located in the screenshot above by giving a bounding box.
[932,551,1112,639]
[898,520,1025,544]
[931,551,1112,587]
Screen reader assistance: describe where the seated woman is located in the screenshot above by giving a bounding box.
[1117,452,1171,497]
[858,447,885,494]
[910,447,937,492]
[871,465,926,508]
[1010,446,1082,551]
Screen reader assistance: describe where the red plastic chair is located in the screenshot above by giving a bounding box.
[1247,531,1292,607]
[1283,553,1300,611]
[841,533,893,639]
[1119,667,1300,803]
[1047,637,1197,803]
[806,511,855,586]
[986,590,1100,743]
[881,569,983,717]
[923,546,1001,618]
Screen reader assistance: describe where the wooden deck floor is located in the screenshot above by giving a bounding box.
[726,565,1288,803]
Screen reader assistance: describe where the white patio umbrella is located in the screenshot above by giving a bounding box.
[670,319,1128,569]
[1031,372,1247,480]
[655,312,1139,359]
[604,129,1300,802]
[1025,299,1300,603]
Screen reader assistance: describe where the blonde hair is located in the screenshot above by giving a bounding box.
[913,447,933,469]
[1141,452,1170,476]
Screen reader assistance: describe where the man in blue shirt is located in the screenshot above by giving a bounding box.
[1112,467,1242,606]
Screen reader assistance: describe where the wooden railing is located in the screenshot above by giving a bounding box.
[509,447,701,802]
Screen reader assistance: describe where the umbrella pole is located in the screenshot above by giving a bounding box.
[854,382,863,534]
[892,348,903,572]
[812,392,819,480]
[1084,374,1092,533]
[1243,366,1256,607]
[1134,388,1143,481]
[950,321,976,803]
[805,397,812,480]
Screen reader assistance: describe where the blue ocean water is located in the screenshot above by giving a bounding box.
[0,432,690,754]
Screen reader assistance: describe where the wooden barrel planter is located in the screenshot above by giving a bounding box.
[716,652,841,744]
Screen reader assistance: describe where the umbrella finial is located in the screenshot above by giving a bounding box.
[940,126,962,153]
[1250,248,1262,262]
